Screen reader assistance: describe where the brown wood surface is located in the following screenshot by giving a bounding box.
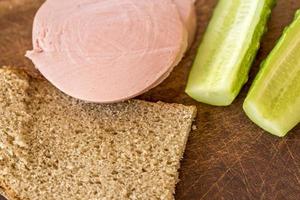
[0,0,300,199]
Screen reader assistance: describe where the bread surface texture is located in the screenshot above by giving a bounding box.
[0,68,196,200]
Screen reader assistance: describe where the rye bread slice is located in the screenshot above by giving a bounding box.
[0,68,196,200]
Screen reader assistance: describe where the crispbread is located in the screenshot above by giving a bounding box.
[0,68,196,200]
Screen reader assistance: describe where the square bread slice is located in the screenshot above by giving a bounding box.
[0,68,196,200]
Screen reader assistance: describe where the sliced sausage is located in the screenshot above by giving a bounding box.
[26,0,188,103]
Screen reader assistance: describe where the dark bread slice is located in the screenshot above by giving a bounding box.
[0,67,196,200]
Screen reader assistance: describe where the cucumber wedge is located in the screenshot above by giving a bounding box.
[243,10,300,137]
[186,0,275,106]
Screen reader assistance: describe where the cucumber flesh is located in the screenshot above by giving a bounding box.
[185,0,275,106]
[243,10,300,137]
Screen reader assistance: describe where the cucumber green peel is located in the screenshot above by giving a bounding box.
[186,0,276,106]
[243,10,300,137]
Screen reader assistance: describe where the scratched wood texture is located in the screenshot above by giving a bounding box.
[0,0,300,199]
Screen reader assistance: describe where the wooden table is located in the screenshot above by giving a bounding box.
[0,0,299,199]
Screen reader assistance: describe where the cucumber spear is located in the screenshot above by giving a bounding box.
[186,0,276,106]
[243,10,300,137]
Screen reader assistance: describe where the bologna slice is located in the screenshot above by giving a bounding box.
[26,0,188,103]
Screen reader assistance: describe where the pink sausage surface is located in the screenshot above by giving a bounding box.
[173,0,197,48]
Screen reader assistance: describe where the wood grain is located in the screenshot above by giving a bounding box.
[0,0,299,199]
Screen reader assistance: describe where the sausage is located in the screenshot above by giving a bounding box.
[26,0,189,103]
